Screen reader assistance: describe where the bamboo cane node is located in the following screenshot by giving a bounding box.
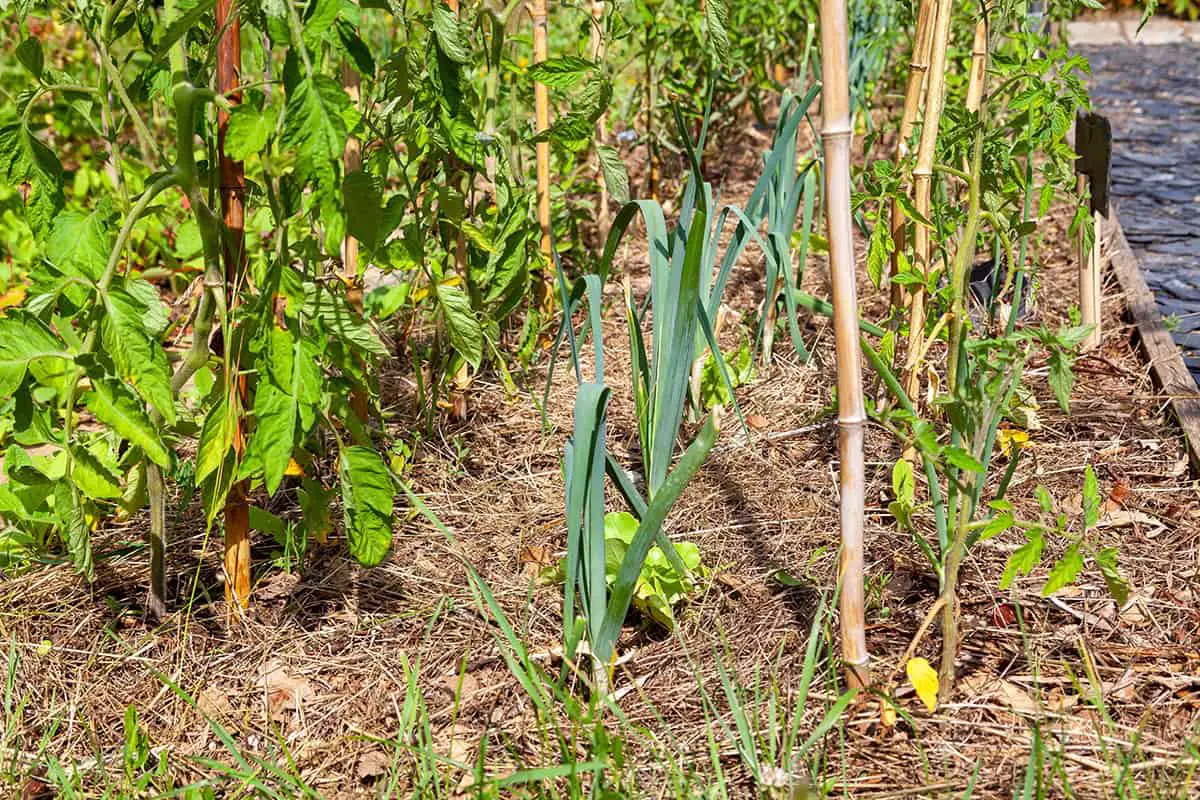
[822,128,853,141]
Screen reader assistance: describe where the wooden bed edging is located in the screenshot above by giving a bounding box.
[1106,219,1200,472]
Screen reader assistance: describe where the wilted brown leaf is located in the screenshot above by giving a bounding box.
[357,749,391,781]
[260,660,313,719]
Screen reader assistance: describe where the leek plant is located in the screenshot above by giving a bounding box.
[551,108,752,684]
[557,272,721,687]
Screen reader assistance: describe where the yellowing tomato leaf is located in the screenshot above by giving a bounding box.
[906,657,939,712]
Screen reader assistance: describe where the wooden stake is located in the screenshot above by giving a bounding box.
[887,0,934,312]
[216,0,251,611]
[1079,182,1102,351]
[531,0,553,313]
[819,0,870,689]
[590,0,609,240]
[342,61,370,423]
[901,0,954,404]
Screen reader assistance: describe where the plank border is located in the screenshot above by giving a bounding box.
[1106,219,1200,471]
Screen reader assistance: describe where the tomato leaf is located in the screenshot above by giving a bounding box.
[84,379,171,469]
[339,445,394,566]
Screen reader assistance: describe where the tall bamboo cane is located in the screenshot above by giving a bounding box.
[887,0,935,312]
[216,0,251,611]
[590,0,609,239]
[531,0,553,314]
[820,0,870,689]
[900,0,954,404]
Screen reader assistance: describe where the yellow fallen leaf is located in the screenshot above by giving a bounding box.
[998,428,1030,458]
[284,458,304,477]
[906,657,939,712]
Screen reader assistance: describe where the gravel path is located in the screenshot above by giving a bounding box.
[1075,30,1200,377]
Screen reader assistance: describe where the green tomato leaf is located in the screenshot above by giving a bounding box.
[54,483,93,581]
[1041,542,1083,596]
[246,381,295,496]
[0,123,65,235]
[1000,528,1044,590]
[195,395,233,486]
[339,445,394,566]
[343,170,383,252]
[597,145,630,206]
[224,104,271,161]
[71,446,122,500]
[432,4,469,63]
[46,203,114,282]
[892,459,915,504]
[435,281,483,369]
[282,76,355,195]
[84,379,171,469]
[527,56,596,89]
[1047,349,1075,414]
[16,37,44,79]
[1095,546,1130,605]
[0,312,70,397]
[101,285,175,425]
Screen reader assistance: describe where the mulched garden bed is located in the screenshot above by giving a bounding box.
[2,119,1198,799]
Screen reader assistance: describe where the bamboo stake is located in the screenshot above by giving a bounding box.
[901,0,955,404]
[216,0,251,611]
[531,0,553,315]
[887,0,935,312]
[965,19,987,114]
[590,0,609,239]
[946,18,989,394]
[819,0,870,689]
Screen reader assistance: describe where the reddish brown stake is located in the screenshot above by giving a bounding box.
[531,0,553,315]
[342,61,370,423]
[216,0,251,611]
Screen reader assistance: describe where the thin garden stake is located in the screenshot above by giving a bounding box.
[216,0,251,611]
[443,0,469,284]
[1078,174,1102,351]
[901,0,955,404]
[888,0,934,312]
[591,0,609,239]
[820,0,870,689]
[965,19,987,113]
[532,0,553,314]
[946,17,989,393]
[342,61,369,422]
[1085,209,1102,350]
